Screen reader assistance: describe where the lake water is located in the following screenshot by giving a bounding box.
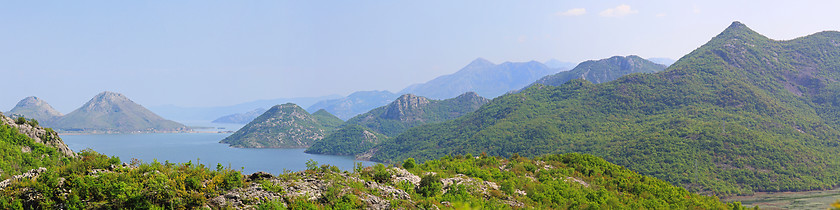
[61,128,377,174]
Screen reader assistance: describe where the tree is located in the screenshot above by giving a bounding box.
[402,158,416,169]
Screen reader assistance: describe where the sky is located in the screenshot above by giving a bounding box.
[2,0,839,113]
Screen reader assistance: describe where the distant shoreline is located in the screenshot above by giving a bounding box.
[58,130,234,135]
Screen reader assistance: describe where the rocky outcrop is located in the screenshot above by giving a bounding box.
[0,112,76,157]
[207,170,415,209]
[0,167,47,190]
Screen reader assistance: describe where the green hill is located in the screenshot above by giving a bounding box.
[51,92,187,133]
[305,92,489,156]
[531,55,666,86]
[371,22,840,196]
[221,103,340,148]
[311,109,343,131]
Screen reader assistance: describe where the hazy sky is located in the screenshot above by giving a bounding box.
[2,1,839,113]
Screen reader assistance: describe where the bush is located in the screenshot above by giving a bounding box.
[417,174,442,197]
[372,164,391,183]
[402,158,416,169]
[15,117,25,125]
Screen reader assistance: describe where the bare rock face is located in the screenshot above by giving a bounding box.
[0,113,76,157]
[382,94,430,121]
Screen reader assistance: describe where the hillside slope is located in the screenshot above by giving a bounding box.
[372,22,840,196]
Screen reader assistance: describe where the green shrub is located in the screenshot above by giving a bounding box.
[402,158,416,169]
[15,117,25,125]
[417,174,442,197]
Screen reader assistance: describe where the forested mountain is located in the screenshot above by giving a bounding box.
[211,108,267,124]
[50,92,187,133]
[530,55,665,87]
[305,92,489,156]
[5,96,63,123]
[311,109,344,131]
[371,22,840,196]
[306,90,399,121]
[399,58,562,100]
[221,103,338,148]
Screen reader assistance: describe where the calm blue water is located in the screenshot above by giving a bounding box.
[61,132,376,174]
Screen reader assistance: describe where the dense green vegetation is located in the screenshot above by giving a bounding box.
[305,124,385,155]
[531,55,666,87]
[222,103,340,148]
[0,123,64,180]
[0,149,245,209]
[312,109,344,131]
[372,22,840,196]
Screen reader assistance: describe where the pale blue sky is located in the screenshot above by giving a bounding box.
[2,1,839,113]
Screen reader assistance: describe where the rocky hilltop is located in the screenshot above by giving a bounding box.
[49,91,188,133]
[5,96,63,123]
[221,103,340,148]
[530,55,665,87]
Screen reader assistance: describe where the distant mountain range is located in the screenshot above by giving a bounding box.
[220,103,343,148]
[305,91,400,121]
[306,92,489,156]
[7,92,188,133]
[211,108,267,124]
[306,59,570,121]
[530,55,666,87]
[647,57,677,66]
[399,58,564,100]
[149,95,341,122]
[544,58,578,70]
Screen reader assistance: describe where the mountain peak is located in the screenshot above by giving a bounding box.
[55,92,186,132]
[466,58,495,68]
[710,21,768,43]
[7,96,63,121]
[92,91,130,103]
